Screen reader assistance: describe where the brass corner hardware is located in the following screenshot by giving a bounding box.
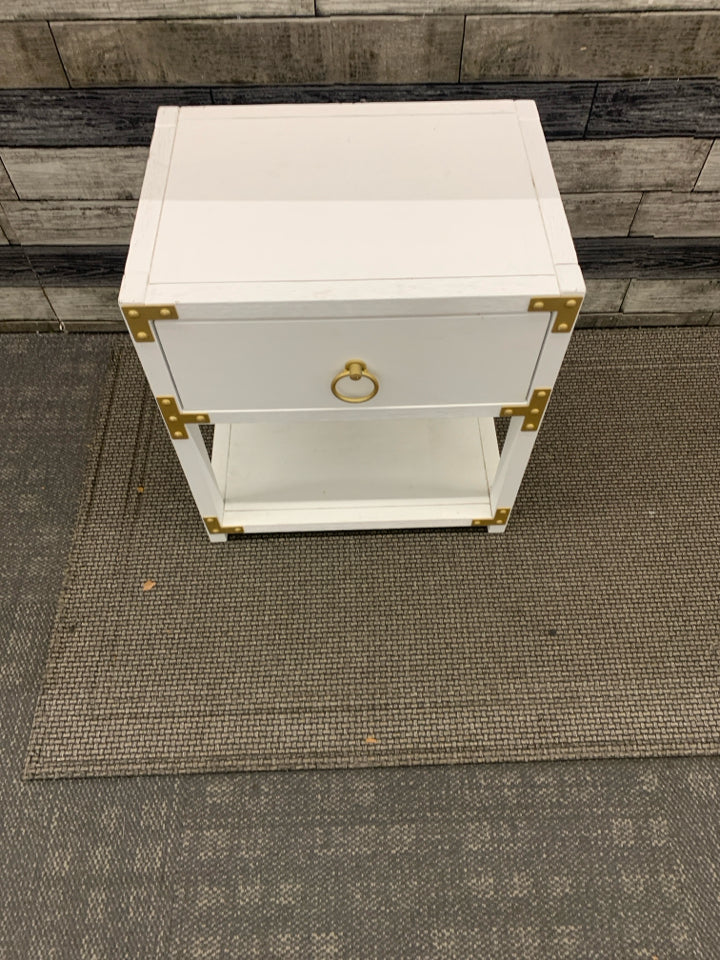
[500,387,551,432]
[529,296,583,333]
[156,396,210,440]
[205,517,245,535]
[122,304,178,343]
[472,508,511,527]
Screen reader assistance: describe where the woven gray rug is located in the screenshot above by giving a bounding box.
[25,329,720,779]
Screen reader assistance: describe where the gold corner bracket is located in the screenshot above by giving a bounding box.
[156,396,210,440]
[529,296,582,333]
[500,388,551,432]
[472,508,511,527]
[204,517,245,535]
[122,304,178,343]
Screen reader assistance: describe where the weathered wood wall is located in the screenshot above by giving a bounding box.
[0,7,718,331]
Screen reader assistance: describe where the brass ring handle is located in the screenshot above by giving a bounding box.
[331,359,379,403]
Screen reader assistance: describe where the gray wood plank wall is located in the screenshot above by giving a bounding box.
[0,9,718,330]
[50,18,466,86]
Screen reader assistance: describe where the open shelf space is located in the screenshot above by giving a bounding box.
[210,417,499,533]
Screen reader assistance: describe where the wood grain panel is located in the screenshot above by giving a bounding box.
[211,81,595,139]
[320,0,720,10]
[1,148,148,199]
[61,319,126,331]
[623,279,720,312]
[0,22,68,88]
[1,201,136,245]
[0,247,36,284]
[3,0,311,18]
[575,238,720,278]
[0,88,211,147]
[709,313,720,325]
[0,159,16,199]
[0,319,60,331]
[0,225,7,244]
[44,285,121,320]
[51,17,465,86]
[462,14,720,81]
[582,279,629,313]
[562,193,641,238]
[631,192,720,238]
[696,141,720,192]
[549,139,712,192]
[0,205,16,243]
[580,312,711,327]
[588,80,720,138]
[25,245,127,285]
[0,287,55,320]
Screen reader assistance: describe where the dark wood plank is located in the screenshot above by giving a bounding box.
[589,80,720,138]
[51,17,465,86]
[0,22,68,88]
[24,245,127,286]
[0,247,37,285]
[462,14,720,81]
[212,81,595,138]
[0,88,212,147]
[576,239,720,278]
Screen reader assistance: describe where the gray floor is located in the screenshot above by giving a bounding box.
[1,333,720,960]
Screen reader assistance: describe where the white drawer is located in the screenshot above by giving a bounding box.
[156,312,549,417]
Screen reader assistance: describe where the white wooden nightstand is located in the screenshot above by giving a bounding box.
[119,101,584,541]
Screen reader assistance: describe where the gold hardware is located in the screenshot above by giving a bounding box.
[472,508,511,527]
[500,388,551,431]
[529,296,583,333]
[331,359,380,403]
[121,304,178,342]
[156,395,210,440]
[204,517,244,535]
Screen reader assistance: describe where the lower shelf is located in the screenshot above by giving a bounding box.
[210,417,499,533]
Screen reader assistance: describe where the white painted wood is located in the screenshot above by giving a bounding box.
[119,111,177,306]
[212,418,493,532]
[143,102,560,299]
[155,313,551,417]
[121,100,583,539]
[173,423,226,526]
[146,276,559,311]
[151,197,554,286]
[477,416,500,490]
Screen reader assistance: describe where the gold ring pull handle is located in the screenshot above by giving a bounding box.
[331,359,380,403]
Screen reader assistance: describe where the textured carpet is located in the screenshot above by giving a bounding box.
[25,328,720,779]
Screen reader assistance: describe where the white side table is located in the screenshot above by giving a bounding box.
[119,101,584,541]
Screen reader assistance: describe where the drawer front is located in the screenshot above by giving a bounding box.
[156,313,548,415]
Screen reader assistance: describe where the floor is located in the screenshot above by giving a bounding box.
[1,333,719,960]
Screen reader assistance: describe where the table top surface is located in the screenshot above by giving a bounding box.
[123,101,581,307]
